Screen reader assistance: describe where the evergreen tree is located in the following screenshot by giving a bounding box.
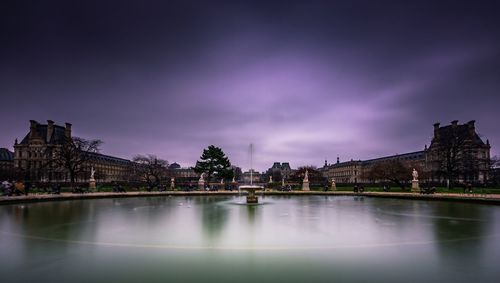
[193,145,233,182]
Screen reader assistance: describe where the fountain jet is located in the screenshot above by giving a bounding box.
[239,143,262,204]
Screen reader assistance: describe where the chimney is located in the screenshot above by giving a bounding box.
[47,120,54,143]
[451,120,458,127]
[337,156,340,164]
[29,120,38,138]
[467,120,475,136]
[433,123,440,138]
[65,122,72,138]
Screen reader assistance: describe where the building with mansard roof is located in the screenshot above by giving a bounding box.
[266,162,293,181]
[0,148,14,171]
[426,120,490,184]
[13,120,133,183]
[321,120,491,185]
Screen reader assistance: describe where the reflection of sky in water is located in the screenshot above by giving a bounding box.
[1,196,500,283]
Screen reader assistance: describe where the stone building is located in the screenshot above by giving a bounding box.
[0,148,14,180]
[266,162,293,181]
[167,163,199,181]
[168,162,181,170]
[361,151,425,181]
[322,152,425,184]
[322,157,362,184]
[243,169,261,184]
[85,152,133,183]
[0,148,14,171]
[13,120,133,183]
[322,120,491,185]
[425,120,490,184]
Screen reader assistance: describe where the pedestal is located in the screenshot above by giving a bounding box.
[89,180,96,191]
[331,183,336,191]
[246,189,258,204]
[302,181,310,191]
[411,180,419,192]
[198,181,205,190]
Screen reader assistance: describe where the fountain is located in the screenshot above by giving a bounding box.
[239,143,262,204]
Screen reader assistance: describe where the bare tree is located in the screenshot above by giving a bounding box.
[491,156,500,168]
[0,166,23,181]
[367,159,411,190]
[490,156,500,186]
[290,166,326,185]
[133,154,168,187]
[430,125,488,188]
[52,137,102,187]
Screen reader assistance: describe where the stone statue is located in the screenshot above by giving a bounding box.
[220,178,224,184]
[198,173,205,190]
[331,178,336,185]
[411,168,419,192]
[282,177,285,187]
[232,176,236,183]
[412,168,418,181]
[302,170,310,191]
[89,166,96,190]
[170,177,175,189]
[269,176,273,183]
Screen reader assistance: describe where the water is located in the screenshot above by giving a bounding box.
[1,196,500,283]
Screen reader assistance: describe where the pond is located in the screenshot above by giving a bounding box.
[1,195,499,283]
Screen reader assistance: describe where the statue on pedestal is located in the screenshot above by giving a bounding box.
[412,168,419,181]
[89,166,96,190]
[302,170,310,191]
[411,168,419,192]
[331,178,336,191]
[90,166,95,181]
[170,177,175,189]
[198,173,205,190]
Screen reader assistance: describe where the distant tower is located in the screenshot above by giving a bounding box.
[324,159,327,167]
[336,156,340,164]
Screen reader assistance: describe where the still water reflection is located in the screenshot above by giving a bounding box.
[1,196,499,283]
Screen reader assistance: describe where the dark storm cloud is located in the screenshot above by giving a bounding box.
[1,0,499,170]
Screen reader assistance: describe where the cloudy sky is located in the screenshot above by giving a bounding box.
[1,0,499,171]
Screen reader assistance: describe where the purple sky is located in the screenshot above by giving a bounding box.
[1,0,499,171]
